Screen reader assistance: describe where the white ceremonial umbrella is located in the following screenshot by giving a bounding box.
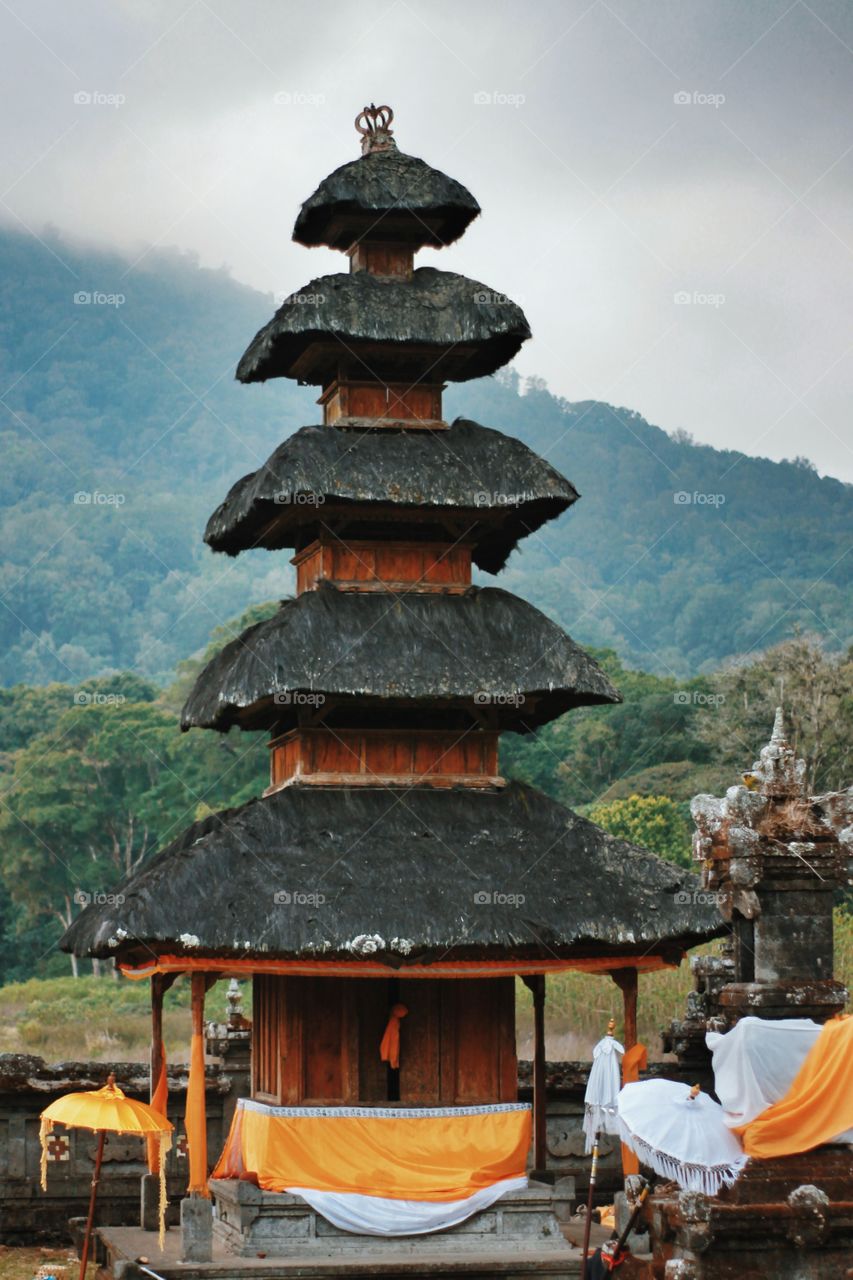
[617,1079,748,1195]
[582,1018,624,1152]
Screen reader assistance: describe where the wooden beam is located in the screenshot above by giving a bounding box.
[610,968,638,1049]
[186,972,209,1195]
[150,973,177,1101]
[522,974,547,1174]
[191,972,207,1035]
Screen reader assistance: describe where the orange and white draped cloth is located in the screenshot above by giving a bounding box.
[615,1015,853,1195]
[213,1100,532,1236]
[710,1015,853,1157]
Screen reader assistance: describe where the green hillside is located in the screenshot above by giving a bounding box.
[1,226,850,684]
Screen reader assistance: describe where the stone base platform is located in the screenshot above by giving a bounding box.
[95,1177,580,1279]
[210,1177,575,1259]
[96,1224,583,1279]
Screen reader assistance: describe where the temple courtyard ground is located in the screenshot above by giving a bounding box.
[0,1245,93,1279]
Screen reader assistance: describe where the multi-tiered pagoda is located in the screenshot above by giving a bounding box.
[64,106,722,1271]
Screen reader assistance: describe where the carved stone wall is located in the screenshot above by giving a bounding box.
[0,1017,250,1243]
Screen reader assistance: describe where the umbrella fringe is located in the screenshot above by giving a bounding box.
[39,1117,53,1192]
[617,1118,748,1196]
[159,1132,171,1250]
[582,1103,620,1153]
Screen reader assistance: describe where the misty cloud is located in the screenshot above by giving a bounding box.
[1,0,852,478]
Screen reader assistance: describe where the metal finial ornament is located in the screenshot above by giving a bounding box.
[355,103,396,155]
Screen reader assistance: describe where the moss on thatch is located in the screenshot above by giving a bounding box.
[61,781,725,962]
[293,149,480,249]
[179,582,620,733]
[236,268,530,385]
[204,418,578,571]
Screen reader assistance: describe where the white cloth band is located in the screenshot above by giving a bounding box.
[285,1176,529,1236]
[238,1098,530,1119]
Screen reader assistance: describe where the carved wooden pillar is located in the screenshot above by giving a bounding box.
[149,972,176,1105]
[523,974,547,1173]
[610,968,638,1050]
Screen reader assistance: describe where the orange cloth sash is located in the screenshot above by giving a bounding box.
[213,1102,531,1201]
[146,1044,168,1174]
[121,955,677,980]
[185,1025,209,1196]
[620,1043,648,1176]
[737,1016,853,1158]
[379,1004,408,1069]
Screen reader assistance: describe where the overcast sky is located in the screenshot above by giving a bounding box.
[3,0,852,480]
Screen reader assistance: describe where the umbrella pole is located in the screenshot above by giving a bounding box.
[79,1129,106,1280]
[613,1183,650,1257]
[580,1128,599,1280]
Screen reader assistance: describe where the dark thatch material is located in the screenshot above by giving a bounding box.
[180,583,620,733]
[203,419,578,572]
[293,149,480,250]
[235,268,530,385]
[61,781,725,963]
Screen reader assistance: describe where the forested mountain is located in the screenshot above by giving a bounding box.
[1,226,850,684]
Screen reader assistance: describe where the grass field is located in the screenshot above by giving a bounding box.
[0,974,235,1063]
[2,911,850,1065]
[516,952,720,1059]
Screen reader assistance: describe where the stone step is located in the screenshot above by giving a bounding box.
[99,1225,582,1280]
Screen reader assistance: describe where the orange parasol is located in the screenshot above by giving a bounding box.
[40,1073,172,1279]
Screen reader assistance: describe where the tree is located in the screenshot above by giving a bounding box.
[695,635,853,793]
[560,719,620,802]
[0,674,268,979]
[0,698,177,975]
[586,794,692,867]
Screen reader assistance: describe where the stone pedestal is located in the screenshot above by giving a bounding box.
[614,1189,650,1255]
[139,1172,159,1232]
[180,1192,213,1263]
[649,1147,853,1280]
[211,1176,575,1259]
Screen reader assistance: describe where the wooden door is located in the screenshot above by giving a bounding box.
[398,977,517,1104]
[252,974,517,1105]
[251,974,387,1104]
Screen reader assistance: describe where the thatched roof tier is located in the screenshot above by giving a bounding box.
[204,419,578,572]
[293,149,480,250]
[180,584,620,733]
[235,268,530,385]
[60,781,725,963]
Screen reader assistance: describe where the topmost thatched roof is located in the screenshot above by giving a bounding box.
[293,149,481,250]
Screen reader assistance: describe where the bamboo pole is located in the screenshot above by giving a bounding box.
[79,1129,106,1280]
